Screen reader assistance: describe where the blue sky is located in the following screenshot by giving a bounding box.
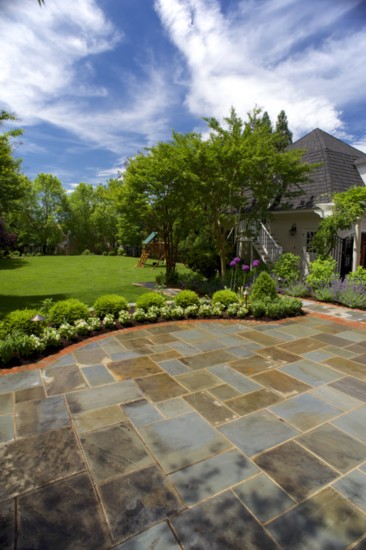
[1,0,366,191]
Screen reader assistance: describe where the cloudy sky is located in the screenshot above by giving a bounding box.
[1,0,366,190]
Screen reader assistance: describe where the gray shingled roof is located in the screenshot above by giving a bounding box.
[273,128,366,210]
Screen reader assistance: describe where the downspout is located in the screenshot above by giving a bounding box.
[352,218,362,272]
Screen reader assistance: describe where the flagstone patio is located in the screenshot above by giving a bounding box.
[1,311,366,549]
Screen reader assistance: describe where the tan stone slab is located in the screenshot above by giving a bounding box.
[226,389,283,416]
[136,373,187,402]
[184,391,238,425]
[253,370,311,398]
[122,337,154,350]
[239,331,284,347]
[109,356,162,381]
[176,370,221,392]
[73,405,127,433]
[149,333,181,345]
[278,338,327,355]
[180,349,235,370]
[208,384,242,401]
[230,356,279,377]
[149,350,182,362]
[255,346,301,366]
[323,356,366,380]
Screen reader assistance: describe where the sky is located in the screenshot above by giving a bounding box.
[1,0,366,192]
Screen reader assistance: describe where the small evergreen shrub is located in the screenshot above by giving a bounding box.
[212,290,239,308]
[174,290,199,308]
[81,249,91,255]
[280,297,303,316]
[3,308,44,336]
[250,272,277,302]
[272,253,301,285]
[93,294,128,318]
[306,257,337,290]
[250,301,267,319]
[48,298,90,327]
[135,292,166,311]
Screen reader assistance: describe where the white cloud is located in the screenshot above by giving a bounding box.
[0,0,177,153]
[155,0,366,139]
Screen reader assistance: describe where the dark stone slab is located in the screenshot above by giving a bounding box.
[17,473,111,550]
[43,364,87,395]
[114,521,181,550]
[0,427,85,500]
[15,395,70,437]
[353,353,366,366]
[80,421,153,482]
[169,449,258,505]
[234,472,294,522]
[330,376,366,402]
[184,391,238,425]
[219,410,299,457]
[139,412,231,473]
[268,487,366,549]
[136,373,187,402]
[171,491,276,549]
[226,388,282,416]
[66,380,143,413]
[109,356,162,380]
[0,500,15,550]
[209,364,262,393]
[298,423,366,473]
[254,441,338,502]
[99,465,183,542]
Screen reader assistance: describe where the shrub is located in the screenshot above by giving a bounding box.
[108,250,117,256]
[48,298,90,327]
[132,308,148,322]
[250,272,277,302]
[170,306,185,320]
[250,301,267,319]
[280,297,303,316]
[212,290,239,308]
[81,249,91,255]
[74,319,90,336]
[306,257,337,290]
[118,310,133,326]
[103,314,116,328]
[184,305,199,318]
[332,280,366,309]
[236,306,249,318]
[272,253,301,285]
[174,290,199,308]
[93,294,129,318]
[58,322,78,340]
[135,292,166,311]
[3,308,44,336]
[346,266,366,285]
[41,327,62,348]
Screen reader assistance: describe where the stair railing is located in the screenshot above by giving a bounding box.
[254,222,283,264]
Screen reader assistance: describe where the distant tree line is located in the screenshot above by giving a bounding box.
[0,107,313,279]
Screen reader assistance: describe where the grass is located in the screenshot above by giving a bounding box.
[0,255,191,318]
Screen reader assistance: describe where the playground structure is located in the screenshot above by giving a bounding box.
[136,232,165,268]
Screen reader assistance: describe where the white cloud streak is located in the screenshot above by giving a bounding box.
[155,0,366,140]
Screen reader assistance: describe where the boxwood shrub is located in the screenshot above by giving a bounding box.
[250,272,277,301]
[174,290,199,308]
[135,292,166,311]
[48,298,90,327]
[212,290,239,308]
[3,308,45,336]
[93,294,129,318]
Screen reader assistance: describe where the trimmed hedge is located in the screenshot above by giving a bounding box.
[47,298,90,327]
[93,294,129,318]
[135,292,166,311]
[174,290,199,308]
[212,290,239,308]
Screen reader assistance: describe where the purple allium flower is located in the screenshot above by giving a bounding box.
[234,257,241,264]
[229,260,236,267]
[252,259,260,268]
[242,264,250,272]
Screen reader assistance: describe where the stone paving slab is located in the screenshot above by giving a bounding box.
[1,314,366,548]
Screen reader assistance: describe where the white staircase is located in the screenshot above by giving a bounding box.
[238,221,283,265]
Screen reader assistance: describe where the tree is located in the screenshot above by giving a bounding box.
[122,134,199,278]
[67,183,97,253]
[32,173,69,254]
[91,181,121,252]
[0,110,25,215]
[275,110,293,151]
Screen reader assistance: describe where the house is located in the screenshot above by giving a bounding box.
[238,128,366,275]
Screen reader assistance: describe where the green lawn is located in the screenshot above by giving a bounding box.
[0,256,190,318]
